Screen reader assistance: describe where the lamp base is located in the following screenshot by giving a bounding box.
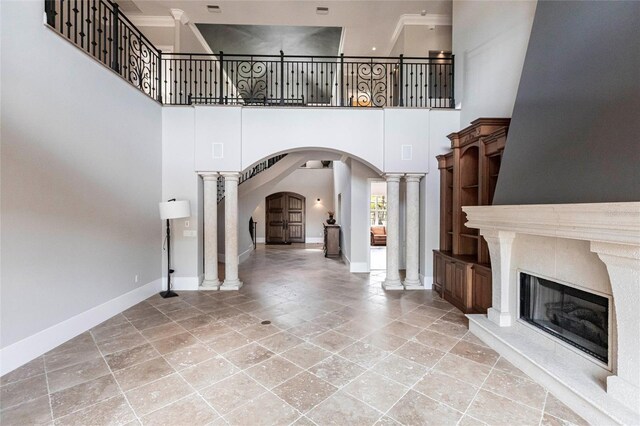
[159,290,179,299]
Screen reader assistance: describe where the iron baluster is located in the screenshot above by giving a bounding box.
[398,54,404,107]
[450,55,455,108]
[279,50,284,105]
[218,51,224,103]
[45,0,56,27]
[111,3,119,72]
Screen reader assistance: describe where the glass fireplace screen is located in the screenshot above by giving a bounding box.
[520,272,609,363]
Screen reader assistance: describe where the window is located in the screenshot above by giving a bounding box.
[370,195,387,226]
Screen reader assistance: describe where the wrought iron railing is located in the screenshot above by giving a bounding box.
[45,0,162,101]
[172,53,455,108]
[217,154,288,202]
[44,0,454,108]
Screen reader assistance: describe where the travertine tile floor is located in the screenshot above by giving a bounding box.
[1,244,589,426]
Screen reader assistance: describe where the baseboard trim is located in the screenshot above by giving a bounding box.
[167,276,200,291]
[239,246,253,264]
[419,274,433,290]
[350,262,369,273]
[306,237,323,244]
[256,237,266,243]
[0,278,162,376]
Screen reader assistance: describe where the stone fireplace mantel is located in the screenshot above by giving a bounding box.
[463,202,640,425]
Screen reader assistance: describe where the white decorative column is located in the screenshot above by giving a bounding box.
[591,241,640,413]
[220,172,243,290]
[199,173,220,290]
[481,229,516,326]
[403,174,423,289]
[383,174,403,290]
[169,9,186,52]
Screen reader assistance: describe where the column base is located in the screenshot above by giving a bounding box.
[200,279,220,290]
[220,279,243,291]
[488,307,513,327]
[403,278,422,290]
[382,279,404,291]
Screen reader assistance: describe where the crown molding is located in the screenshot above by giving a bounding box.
[128,15,175,27]
[388,14,452,55]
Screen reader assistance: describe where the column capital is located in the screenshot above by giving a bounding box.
[404,174,425,183]
[383,173,403,182]
[199,172,219,181]
[169,8,189,24]
[220,172,241,181]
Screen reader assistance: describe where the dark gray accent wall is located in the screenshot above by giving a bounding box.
[195,24,342,56]
[493,1,640,205]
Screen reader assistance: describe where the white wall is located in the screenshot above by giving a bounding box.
[162,107,202,289]
[420,110,462,286]
[252,168,335,243]
[350,161,389,273]
[453,0,537,124]
[1,1,162,370]
[240,108,385,172]
[390,25,452,56]
[333,160,352,263]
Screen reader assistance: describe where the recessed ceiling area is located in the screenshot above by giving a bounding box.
[124,0,452,55]
[195,24,342,56]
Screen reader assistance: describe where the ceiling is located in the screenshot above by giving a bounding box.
[125,0,452,55]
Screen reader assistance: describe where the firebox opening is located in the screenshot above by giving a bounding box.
[519,272,609,364]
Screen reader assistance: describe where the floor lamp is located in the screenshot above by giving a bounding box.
[159,199,191,298]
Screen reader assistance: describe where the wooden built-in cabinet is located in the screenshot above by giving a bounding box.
[433,118,510,314]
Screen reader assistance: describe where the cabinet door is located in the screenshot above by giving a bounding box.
[444,260,455,297]
[453,263,467,304]
[472,267,492,313]
[434,254,446,294]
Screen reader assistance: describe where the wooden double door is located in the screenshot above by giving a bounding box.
[265,192,305,244]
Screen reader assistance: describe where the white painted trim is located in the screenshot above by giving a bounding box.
[419,273,433,289]
[350,262,369,273]
[256,237,266,243]
[128,16,175,27]
[0,278,162,375]
[239,246,254,263]
[387,14,452,56]
[217,249,253,264]
[463,202,640,246]
[188,23,214,54]
[306,237,324,244]
[342,252,351,268]
[167,276,200,291]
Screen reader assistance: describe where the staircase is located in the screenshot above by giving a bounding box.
[217,154,287,202]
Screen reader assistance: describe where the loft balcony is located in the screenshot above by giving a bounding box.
[43,0,454,109]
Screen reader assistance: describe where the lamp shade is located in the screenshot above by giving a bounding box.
[159,200,191,220]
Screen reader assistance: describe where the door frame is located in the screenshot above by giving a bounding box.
[265,191,306,244]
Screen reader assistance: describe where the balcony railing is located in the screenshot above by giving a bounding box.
[44,0,454,108]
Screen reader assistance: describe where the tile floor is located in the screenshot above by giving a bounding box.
[0,244,589,425]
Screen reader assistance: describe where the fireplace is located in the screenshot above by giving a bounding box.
[462,203,640,424]
[519,272,609,364]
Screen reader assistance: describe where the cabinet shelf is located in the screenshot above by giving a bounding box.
[435,118,510,315]
[460,233,479,239]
